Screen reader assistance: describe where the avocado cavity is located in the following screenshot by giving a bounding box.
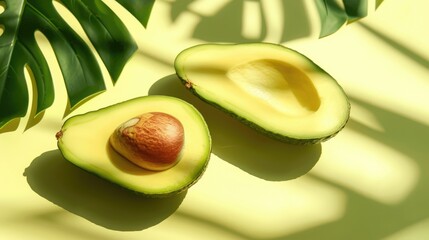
[227,59,321,117]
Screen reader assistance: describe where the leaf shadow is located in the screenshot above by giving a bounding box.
[24,150,186,231]
[149,74,321,181]
[168,0,312,43]
[284,96,429,240]
[347,96,429,165]
[359,23,429,70]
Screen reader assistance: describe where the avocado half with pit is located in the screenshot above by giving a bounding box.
[174,43,350,144]
[56,95,211,197]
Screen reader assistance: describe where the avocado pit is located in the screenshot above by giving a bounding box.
[109,112,185,171]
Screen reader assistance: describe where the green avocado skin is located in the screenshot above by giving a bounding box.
[174,43,351,145]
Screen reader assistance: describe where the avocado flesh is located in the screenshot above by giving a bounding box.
[175,43,350,144]
[57,95,211,197]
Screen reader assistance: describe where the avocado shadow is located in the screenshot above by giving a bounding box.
[24,150,187,231]
[149,74,321,181]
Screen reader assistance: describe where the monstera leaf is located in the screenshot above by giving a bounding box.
[316,0,385,37]
[0,0,154,129]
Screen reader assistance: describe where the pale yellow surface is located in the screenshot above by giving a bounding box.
[1,0,429,239]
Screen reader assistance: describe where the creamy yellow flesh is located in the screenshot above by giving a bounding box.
[176,44,349,139]
[58,96,211,195]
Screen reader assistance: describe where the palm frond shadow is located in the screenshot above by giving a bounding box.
[149,74,321,181]
[348,97,429,165]
[168,0,312,43]
[359,23,429,70]
[285,96,429,240]
[24,150,186,231]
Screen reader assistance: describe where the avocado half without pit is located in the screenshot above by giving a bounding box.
[56,95,211,197]
[174,43,350,144]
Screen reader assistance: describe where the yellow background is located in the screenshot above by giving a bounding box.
[1,0,429,239]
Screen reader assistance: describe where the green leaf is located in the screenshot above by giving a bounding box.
[60,0,138,83]
[376,0,384,9]
[0,0,28,127]
[0,0,155,129]
[25,0,105,107]
[115,0,155,28]
[315,0,382,38]
[343,0,368,22]
[315,0,348,38]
